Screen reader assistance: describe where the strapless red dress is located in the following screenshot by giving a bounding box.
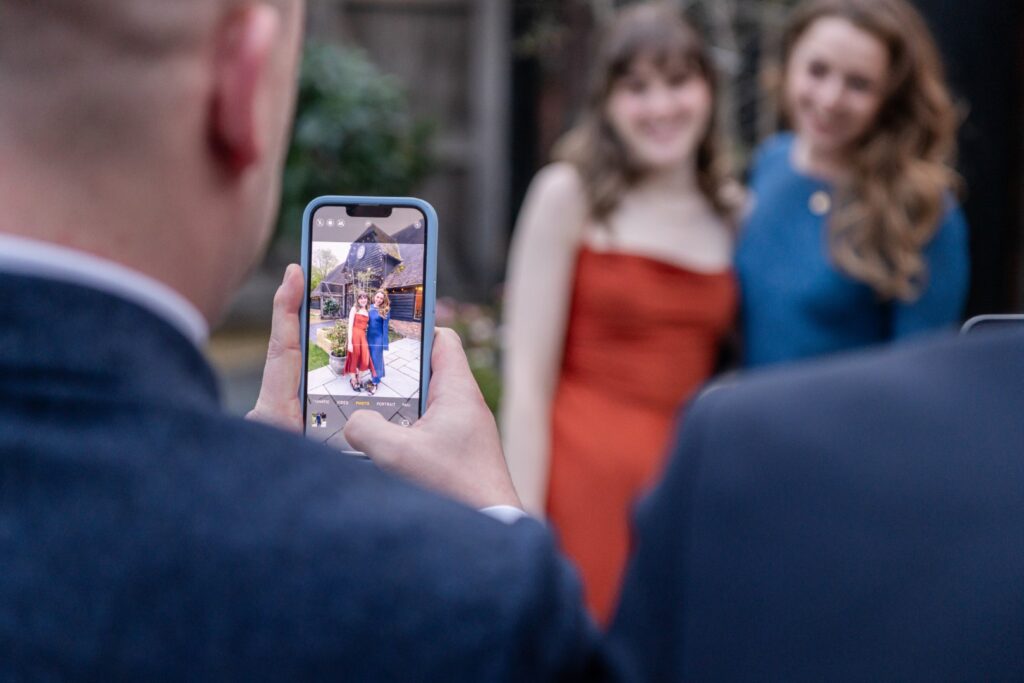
[546,246,736,622]
[343,314,376,376]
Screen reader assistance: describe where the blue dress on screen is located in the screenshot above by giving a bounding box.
[366,306,389,384]
[735,133,969,368]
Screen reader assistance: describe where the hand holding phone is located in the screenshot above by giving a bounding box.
[344,329,522,510]
[246,264,305,433]
[300,197,437,456]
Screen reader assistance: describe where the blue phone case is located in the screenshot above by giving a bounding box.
[299,196,438,434]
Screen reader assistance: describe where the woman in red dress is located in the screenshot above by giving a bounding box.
[343,291,375,391]
[501,2,738,622]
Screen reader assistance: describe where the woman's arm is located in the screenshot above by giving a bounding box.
[500,163,590,514]
[383,312,390,351]
[891,202,970,338]
[347,305,356,354]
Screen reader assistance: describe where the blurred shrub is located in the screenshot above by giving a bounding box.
[436,298,502,414]
[321,298,340,318]
[275,43,435,243]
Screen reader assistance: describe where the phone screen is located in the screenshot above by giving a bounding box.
[304,205,428,453]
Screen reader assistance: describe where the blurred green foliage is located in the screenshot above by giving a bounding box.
[276,43,435,243]
[436,298,502,414]
[320,298,340,317]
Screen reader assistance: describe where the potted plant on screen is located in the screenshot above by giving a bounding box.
[325,322,348,376]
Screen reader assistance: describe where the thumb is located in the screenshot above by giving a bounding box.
[344,410,410,465]
[249,263,304,431]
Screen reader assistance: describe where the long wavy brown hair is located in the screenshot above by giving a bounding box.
[782,0,960,301]
[552,2,733,221]
[373,289,391,317]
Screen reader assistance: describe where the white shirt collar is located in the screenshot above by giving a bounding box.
[0,235,209,347]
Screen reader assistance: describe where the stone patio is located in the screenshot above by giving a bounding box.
[307,337,421,400]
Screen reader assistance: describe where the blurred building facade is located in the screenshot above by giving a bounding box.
[300,0,1022,309]
[511,0,1024,315]
[212,0,1022,415]
[912,0,1024,315]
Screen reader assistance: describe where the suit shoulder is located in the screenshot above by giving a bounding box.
[692,332,971,426]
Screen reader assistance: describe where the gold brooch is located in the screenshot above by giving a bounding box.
[809,190,831,216]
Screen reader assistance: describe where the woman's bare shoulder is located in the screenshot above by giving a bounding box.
[529,162,588,208]
[515,162,592,246]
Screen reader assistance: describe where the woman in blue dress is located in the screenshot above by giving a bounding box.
[364,289,390,394]
[736,0,969,368]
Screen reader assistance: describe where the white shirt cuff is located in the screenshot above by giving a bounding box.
[480,505,529,524]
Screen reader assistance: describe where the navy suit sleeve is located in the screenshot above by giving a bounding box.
[193,433,612,681]
[891,201,969,338]
[604,393,718,682]
[502,519,614,682]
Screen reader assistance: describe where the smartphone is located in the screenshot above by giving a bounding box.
[300,196,437,455]
[961,314,1024,335]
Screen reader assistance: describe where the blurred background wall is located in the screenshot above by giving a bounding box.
[304,0,512,301]
[210,0,1024,415]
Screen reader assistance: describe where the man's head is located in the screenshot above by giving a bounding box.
[0,0,305,322]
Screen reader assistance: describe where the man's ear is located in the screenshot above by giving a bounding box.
[209,4,281,173]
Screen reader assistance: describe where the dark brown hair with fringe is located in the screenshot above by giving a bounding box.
[552,2,733,222]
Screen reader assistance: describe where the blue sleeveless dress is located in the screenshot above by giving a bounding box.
[366,307,390,384]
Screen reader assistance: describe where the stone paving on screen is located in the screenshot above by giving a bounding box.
[307,337,422,401]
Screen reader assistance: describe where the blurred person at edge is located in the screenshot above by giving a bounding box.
[500,2,739,623]
[0,0,611,678]
[735,0,970,368]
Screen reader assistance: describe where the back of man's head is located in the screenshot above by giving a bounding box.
[0,0,303,322]
[1,1,215,161]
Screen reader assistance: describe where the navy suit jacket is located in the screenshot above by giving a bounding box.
[609,330,1024,680]
[0,273,607,680]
